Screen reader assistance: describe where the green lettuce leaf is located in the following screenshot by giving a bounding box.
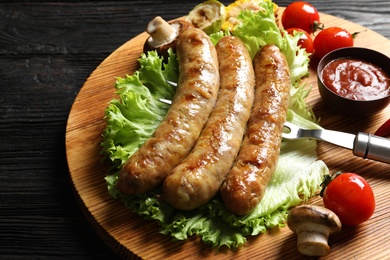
[101,49,178,169]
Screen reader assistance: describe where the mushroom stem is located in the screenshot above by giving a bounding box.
[297,229,331,256]
[146,16,177,48]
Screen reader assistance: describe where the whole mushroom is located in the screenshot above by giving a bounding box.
[287,205,342,256]
[143,16,193,60]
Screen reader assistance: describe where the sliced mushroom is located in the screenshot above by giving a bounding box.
[287,205,342,257]
[143,16,193,60]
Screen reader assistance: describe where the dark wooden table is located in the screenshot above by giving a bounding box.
[1,1,389,259]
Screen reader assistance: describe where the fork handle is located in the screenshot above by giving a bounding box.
[353,133,390,164]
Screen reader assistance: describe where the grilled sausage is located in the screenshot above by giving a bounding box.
[220,44,290,215]
[162,36,255,210]
[117,28,220,194]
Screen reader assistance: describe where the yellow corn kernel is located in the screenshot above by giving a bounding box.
[222,0,278,31]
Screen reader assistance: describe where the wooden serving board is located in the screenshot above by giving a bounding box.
[66,9,390,260]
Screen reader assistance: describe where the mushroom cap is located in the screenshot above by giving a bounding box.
[143,19,193,60]
[287,204,342,234]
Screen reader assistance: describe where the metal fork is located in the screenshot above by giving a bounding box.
[283,121,355,149]
[158,81,176,105]
[283,121,390,164]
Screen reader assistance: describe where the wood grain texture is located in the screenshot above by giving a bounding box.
[1,1,389,259]
[66,9,390,260]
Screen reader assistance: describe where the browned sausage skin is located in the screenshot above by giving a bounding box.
[117,28,220,194]
[162,36,255,210]
[220,44,291,216]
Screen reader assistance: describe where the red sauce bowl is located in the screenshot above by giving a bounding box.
[317,47,390,117]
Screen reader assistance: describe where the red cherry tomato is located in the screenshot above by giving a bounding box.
[374,118,390,137]
[321,172,375,226]
[286,28,314,54]
[313,27,354,59]
[282,2,320,34]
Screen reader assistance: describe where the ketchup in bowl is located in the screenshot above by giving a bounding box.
[321,58,390,101]
[317,47,390,117]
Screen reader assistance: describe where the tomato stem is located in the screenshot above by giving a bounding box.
[351,30,364,39]
[320,171,342,197]
[311,21,324,34]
